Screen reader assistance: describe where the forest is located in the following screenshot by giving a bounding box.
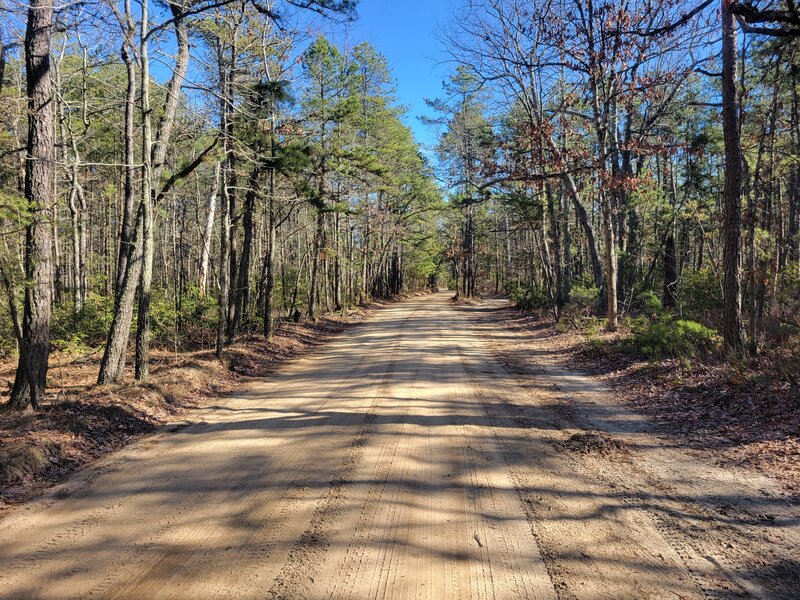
[433,0,800,352]
[0,0,798,450]
[1,0,799,597]
[1,0,446,410]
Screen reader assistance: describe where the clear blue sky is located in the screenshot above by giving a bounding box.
[346,0,457,150]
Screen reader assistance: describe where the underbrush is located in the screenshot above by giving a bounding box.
[559,285,601,328]
[509,282,601,323]
[506,282,549,311]
[630,316,719,359]
[50,293,114,355]
[0,286,222,361]
[556,289,720,361]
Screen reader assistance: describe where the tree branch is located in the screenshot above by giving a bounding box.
[156,137,219,203]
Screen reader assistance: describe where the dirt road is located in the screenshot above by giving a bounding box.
[0,293,797,599]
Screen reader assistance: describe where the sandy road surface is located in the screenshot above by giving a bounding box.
[0,293,797,599]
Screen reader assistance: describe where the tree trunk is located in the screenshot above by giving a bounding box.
[788,69,800,267]
[560,184,572,304]
[663,161,678,309]
[546,139,603,290]
[721,0,745,356]
[231,166,258,335]
[8,0,55,410]
[308,210,324,319]
[790,166,800,265]
[134,187,155,381]
[263,196,276,339]
[66,184,85,311]
[198,163,220,297]
[98,205,142,384]
[360,222,369,303]
[663,228,677,309]
[462,204,475,298]
[334,211,342,309]
[98,0,190,383]
[601,190,619,331]
[546,182,564,316]
[134,0,155,383]
[115,8,137,295]
[216,163,231,358]
[0,41,5,95]
[135,0,190,381]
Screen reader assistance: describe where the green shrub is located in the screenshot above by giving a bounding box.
[632,316,720,359]
[177,285,217,329]
[678,268,723,316]
[51,293,114,354]
[506,282,548,310]
[770,264,800,343]
[581,317,606,336]
[570,285,600,311]
[150,286,218,346]
[586,336,606,352]
[559,285,599,327]
[776,264,800,318]
[0,311,15,357]
[635,289,663,317]
[624,314,650,332]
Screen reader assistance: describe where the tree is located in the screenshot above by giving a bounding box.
[721,0,746,356]
[425,68,494,299]
[6,0,55,410]
[99,0,210,383]
[299,36,353,318]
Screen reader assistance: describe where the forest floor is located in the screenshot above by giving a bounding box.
[0,292,798,599]
[0,297,407,507]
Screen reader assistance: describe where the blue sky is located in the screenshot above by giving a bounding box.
[345,0,458,150]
